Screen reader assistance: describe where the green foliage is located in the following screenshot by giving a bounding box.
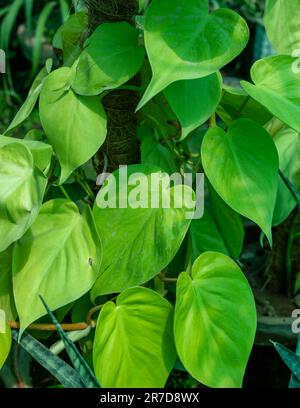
[40,296,100,388]
[164,73,222,140]
[13,199,102,335]
[190,185,244,260]
[0,143,47,252]
[72,22,145,96]
[0,323,11,370]
[10,329,85,388]
[1,0,299,390]
[39,67,107,183]
[0,247,17,321]
[4,60,53,134]
[241,56,300,133]
[92,165,194,299]
[93,287,176,387]
[201,119,279,244]
[273,341,300,383]
[264,0,300,54]
[174,252,256,387]
[53,11,88,66]
[138,0,249,109]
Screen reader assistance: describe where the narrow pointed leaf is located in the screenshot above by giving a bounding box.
[39,296,100,388]
[11,330,84,388]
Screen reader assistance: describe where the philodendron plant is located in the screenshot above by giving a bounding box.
[0,0,299,388]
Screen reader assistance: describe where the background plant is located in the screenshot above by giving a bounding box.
[0,0,299,389]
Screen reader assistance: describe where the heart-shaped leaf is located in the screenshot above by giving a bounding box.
[53,11,88,66]
[0,322,11,370]
[92,164,194,299]
[72,22,145,96]
[174,252,257,388]
[201,119,279,244]
[241,55,300,133]
[264,0,300,54]
[39,67,107,183]
[164,73,222,140]
[137,0,249,109]
[0,135,53,173]
[13,199,102,336]
[0,247,17,321]
[0,143,47,252]
[93,287,177,387]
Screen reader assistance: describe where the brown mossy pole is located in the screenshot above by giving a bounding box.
[85,0,141,172]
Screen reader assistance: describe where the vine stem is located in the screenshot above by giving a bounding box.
[158,273,177,283]
[209,113,216,127]
[8,303,105,332]
[59,184,71,201]
[9,321,89,332]
[232,95,250,121]
[76,169,96,201]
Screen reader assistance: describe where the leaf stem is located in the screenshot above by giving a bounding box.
[59,184,71,201]
[158,273,177,283]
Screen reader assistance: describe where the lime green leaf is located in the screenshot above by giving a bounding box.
[93,287,177,387]
[0,247,17,321]
[241,56,300,133]
[272,127,300,225]
[53,12,88,66]
[139,0,150,13]
[92,164,194,299]
[174,252,257,388]
[138,0,249,109]
[39,67,107,183]
[164,73,222,140]
[4,61,52,134]
[264,0,300,54]
[0,135,53,173]
[141,136,178,173]
[0,143,47,252]
[217,85,272,126]
[201,119,279,244]
[72,22,145,96]
[190,186,244,260]
[13,199,102,336]
[0,322,11,370]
